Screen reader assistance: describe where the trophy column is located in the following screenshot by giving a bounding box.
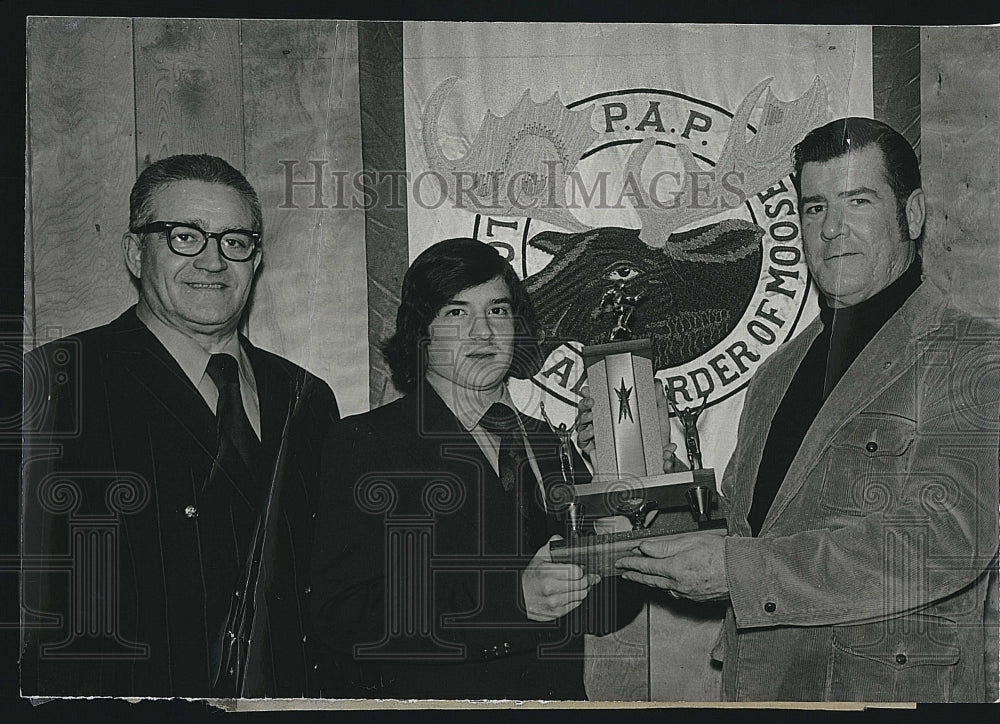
[551,334,726,574]
[582,339,663,481]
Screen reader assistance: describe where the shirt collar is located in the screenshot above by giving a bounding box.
[425,374,514,432]
[136,302,248,390]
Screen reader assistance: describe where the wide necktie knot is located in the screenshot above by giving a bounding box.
[478,402,521,437]
[202,352,264,697]
[207,353,240,391]
[479,402,524,494]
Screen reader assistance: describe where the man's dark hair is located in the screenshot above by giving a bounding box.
[382,238,544,393]
[792,117,921,236]
[129,154,263,235]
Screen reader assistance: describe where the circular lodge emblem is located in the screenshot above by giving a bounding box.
[421,77,826,409]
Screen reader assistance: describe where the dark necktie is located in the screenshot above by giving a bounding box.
[205,353,261,499]
[207,354,261,515]
[478,402,527,493]
[479,402,545,552]
[204,352,263,695]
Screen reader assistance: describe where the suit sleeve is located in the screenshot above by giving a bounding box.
[309,419,388,692]
[725,332,1000,628]
[21,342,109,694]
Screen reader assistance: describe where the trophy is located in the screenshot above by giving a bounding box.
[549,283,727,576]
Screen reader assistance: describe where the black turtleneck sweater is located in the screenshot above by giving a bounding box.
[746,258,923,536]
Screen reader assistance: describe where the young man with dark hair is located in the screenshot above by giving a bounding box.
[311,238,637,700]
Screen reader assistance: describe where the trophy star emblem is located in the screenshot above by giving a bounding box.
[615,378,634,423]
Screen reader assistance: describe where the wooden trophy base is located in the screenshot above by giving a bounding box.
[550,469,728,577]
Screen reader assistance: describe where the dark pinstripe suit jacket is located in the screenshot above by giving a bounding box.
[21,306,339,697]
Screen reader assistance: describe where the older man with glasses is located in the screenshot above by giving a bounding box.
[21,154,340,698]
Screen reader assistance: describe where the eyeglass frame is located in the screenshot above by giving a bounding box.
[130,220,261,262]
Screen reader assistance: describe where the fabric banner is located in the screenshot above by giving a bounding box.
[401,22,873,700]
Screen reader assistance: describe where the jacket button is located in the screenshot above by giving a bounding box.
[895,653,907,665]
[304,586,312,595]
[184,505,198,518]
[866,441,878,453]
[764,601,776,613]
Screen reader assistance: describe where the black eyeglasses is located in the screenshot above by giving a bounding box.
[131,221,260,262]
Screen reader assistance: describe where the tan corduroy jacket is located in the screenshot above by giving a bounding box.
[715,279,999,702]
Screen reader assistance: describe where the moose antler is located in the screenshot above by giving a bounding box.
[626,77,829,249]
[420,76,828,260]
[421,77,597,233]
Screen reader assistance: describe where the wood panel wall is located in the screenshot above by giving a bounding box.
[239,20,368,414]
[921,27,1000,318]
[133,19,245,168]
[26,18,370,415]
[921,27,1000,703]
[26,18,137,345]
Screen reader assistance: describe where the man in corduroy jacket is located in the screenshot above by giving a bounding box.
[613,118,999,702]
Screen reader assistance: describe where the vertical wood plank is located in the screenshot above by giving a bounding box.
[921,27,1000,317]
[25,111,34,345]
[873,26,920,161]
[922,32,1000,697]
[357,21,409,409]
[26,17,136,344]
[241,19,370,415]
[133,18,243,170]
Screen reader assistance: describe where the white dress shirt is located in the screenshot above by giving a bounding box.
[426,374,547,512]
[136,304,261,439]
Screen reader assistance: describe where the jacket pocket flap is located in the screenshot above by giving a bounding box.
[831,414,915,458]
[832,615,960,670]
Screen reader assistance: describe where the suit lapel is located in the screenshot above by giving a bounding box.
[242,342,293,476]
[417,384,559,551]
[416,382,497,471]
[726,319,821,517]
[418,385,564,500]
[760,282,948,533]
[109,310,291,507]
[105,309,219,460]
[519,416,569,543]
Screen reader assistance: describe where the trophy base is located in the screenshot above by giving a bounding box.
[552,511,728,577]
